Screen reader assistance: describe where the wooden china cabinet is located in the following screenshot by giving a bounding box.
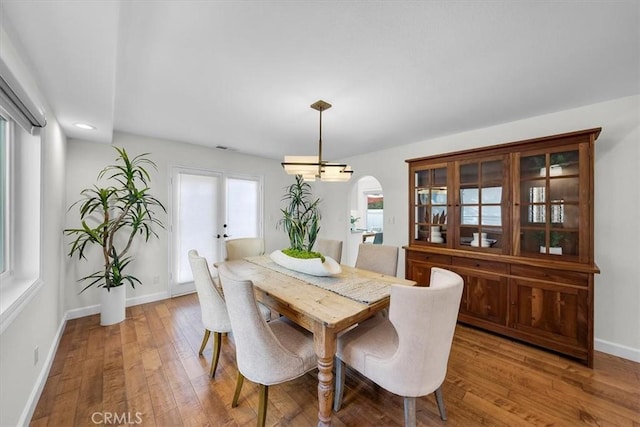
[404,128,600,366]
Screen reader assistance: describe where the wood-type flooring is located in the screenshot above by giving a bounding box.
[30,293,639,426]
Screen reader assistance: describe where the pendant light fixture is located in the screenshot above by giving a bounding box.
[282,100,353,182]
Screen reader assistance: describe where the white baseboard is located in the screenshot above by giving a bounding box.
[65,291,171,320]
[19,290,173,425]
[19,291,172,425]
[595,338,640,362]
[18,314,67,427]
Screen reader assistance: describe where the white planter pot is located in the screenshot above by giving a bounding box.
[100,285,126,326]
[270,250,342,276]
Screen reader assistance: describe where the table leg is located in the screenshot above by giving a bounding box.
[313,325,337,427]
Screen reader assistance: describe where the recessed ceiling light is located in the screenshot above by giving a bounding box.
[73,123,96,130]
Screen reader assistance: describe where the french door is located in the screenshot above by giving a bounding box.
[170,167,262,296]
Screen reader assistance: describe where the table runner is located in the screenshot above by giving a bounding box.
[245,255,392,304]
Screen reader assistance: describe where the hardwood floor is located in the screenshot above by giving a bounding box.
[30,293,639,426]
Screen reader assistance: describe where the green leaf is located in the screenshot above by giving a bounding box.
[64,147,165,292]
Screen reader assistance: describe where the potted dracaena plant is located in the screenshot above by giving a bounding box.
[64,147,166,325]
[271,174,341,276]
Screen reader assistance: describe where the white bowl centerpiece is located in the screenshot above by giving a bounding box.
[270,249,341,276]
[275,175,341,276]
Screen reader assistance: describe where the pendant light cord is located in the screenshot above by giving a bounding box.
[318,107,323,177]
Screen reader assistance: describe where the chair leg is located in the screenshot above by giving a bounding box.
[434,386,447,420]
[257,384,269,427]
[232,372,244,408]
[209,331,222,378]
[333,358,346,412]
[403,396,416,427]
[198,329,211,355]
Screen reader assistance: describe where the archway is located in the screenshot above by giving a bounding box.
[347,176,383,264]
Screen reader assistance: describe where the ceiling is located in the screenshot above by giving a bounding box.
[1,1,638,161]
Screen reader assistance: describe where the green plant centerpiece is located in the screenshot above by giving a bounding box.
[271,174,341,276]
[279,174,322,260]
[64,147,166,295]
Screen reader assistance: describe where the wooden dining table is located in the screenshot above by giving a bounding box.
[220,255,416,426]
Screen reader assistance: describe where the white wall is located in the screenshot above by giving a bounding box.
[320,94,640,361]
[0,28,68,426]
[63,132,293,313]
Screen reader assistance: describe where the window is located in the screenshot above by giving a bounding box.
[0,106,42,330]
[0,58,45,331]
[366,193,384,232]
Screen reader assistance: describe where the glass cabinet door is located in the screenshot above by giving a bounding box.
[458,158,505,251]
[413,166,448,244]
[519,149,581,259]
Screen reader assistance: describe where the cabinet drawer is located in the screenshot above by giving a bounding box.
[510,265,589,287]
[452,257,508,274]
[406,251,451,265]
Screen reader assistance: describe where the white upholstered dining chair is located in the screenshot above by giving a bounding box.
[333,267,464,427]
[355,243,399,277]
[217,264,317,427]
[225,237,265,260]
[315,238,343,263]
[188,249,269,378]
[188,249,233,378]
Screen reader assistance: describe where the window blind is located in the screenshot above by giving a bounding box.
[0,58,46,134]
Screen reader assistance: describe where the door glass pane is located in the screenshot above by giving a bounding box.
[460,188,479,204]
[519,149,582,258]
[481,160,502,181]
[550,150,579,175]
[461,206,479,225]
[431,188,447,204]
[550,177,579,202]
[524,204,546,224]
[226,177,260,239]
[416,205,428,225]
[415,223,429,241]
[460,163,478,184]
[458,158,505,250]
[481,206,501,226]
[520,154,546,179]
[433,167,447,186]
[417,188,429,205]
[416,170,430,187]
[481,186,502,203]
[413,166,447,244]
[176,173,219,284]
